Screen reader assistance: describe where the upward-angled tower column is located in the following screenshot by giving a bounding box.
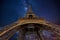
[18,29,26,40]
[0,1,60,40]
[24,5,38,19]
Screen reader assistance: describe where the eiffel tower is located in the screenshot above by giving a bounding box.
[0,5,60,40]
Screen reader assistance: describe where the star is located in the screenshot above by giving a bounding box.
[24,7,28,11]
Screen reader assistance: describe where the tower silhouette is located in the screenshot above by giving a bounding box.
[0,3,60,40]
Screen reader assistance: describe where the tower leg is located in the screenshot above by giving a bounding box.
[0,37,8,40]
[37,30,44,40]
[17,29,26,40]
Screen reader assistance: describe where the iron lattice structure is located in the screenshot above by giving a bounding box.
[0,5,60,40]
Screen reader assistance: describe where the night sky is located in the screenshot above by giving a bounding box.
[0,0,60,27]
